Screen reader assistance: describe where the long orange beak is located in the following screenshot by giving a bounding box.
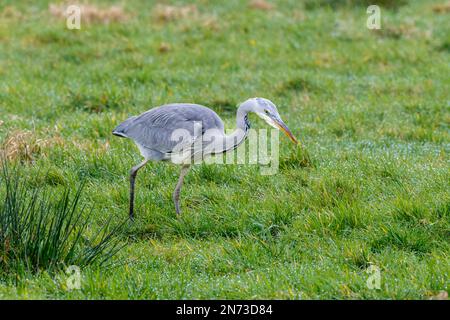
[274,118,299,144]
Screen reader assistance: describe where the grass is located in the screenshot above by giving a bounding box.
[0,0,449,299]
[0,162,123,277]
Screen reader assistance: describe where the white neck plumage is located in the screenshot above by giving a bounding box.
[205,101,253,156]
[220,102,252,154]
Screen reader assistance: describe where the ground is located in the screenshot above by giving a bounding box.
[0,0,449,299]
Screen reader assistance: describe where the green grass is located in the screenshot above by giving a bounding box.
[0,0,449,299]
[0,162,123,276]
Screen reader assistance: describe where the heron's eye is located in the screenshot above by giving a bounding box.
[264,109,270,115]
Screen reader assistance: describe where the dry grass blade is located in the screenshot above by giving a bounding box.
[0,130,63,163]
[0,6,23,20]
[432,3,450,13]
[158,42,171,53]
[249,0,275,11]
[49,3,128,24]
[153,4,198,22]
[429,290,448,300]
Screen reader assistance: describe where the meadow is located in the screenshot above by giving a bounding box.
[0,0,449,299]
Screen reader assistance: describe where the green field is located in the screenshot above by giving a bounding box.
[0,0,449,299]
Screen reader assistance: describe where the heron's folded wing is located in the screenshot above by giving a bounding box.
[116,104,225,154]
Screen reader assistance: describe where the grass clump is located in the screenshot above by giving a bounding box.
[0,130,63,163]
[0,163,123,275]
[280,144,315,170]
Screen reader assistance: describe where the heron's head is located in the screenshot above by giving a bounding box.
[250,97,298,144]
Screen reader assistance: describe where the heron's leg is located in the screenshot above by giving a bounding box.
[173,164,190,215]
[129,159,149,220]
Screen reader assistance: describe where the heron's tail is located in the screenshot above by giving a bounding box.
[112,116,138,138]
[112,130,127,138]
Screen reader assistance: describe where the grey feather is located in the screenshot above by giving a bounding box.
[113,103,226,159]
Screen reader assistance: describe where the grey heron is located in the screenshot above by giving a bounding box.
[112,97,298,219]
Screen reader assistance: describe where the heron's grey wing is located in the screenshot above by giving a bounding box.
[114,104,225,154]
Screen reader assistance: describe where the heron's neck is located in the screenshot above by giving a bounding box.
[236,106,251,132]
[201,102,253,156]
[219,104,251,153]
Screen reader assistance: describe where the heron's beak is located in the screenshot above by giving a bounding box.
[272,117,298,144]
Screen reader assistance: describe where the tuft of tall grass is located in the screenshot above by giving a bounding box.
[280,144,315,170]
[0,162,124,275]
